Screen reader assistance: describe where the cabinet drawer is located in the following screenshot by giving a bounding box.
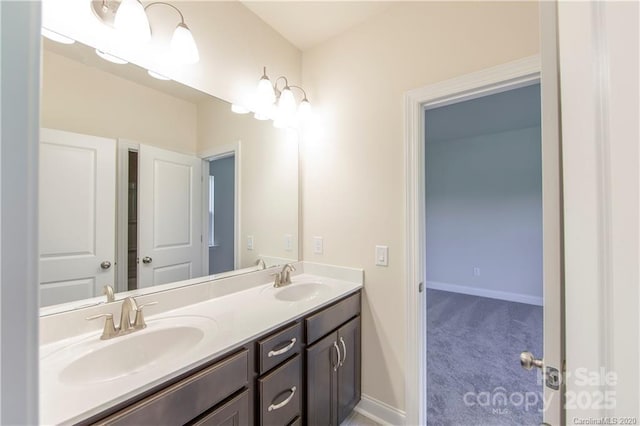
[259,355,301,426]
[305,292,361,344]
[190,389,249,426]
[95,349,249,425]
[257,322,302,374]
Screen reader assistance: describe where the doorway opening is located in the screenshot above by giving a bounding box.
[424,84,543,424]
[207,153,236,275]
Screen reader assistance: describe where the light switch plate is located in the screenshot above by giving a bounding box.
[247,235,254,251]
[284,234,293,251]
[376,245,389,266]
[313,236,323,255]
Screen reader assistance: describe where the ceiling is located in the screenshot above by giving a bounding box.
[240,1,394,51]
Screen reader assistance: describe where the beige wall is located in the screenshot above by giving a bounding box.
[41,0,302,108]
[300,1,540,411]
[197,98,299,268]
[41,50,198,153]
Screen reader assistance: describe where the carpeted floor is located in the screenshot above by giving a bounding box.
[426,289,543,426]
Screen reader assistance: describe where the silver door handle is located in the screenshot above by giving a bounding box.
[520,351,543,370]
[339,337,347,367]
[268,338,297,357]
[333,341,341,371]
[100,261,112,269]
[142,256,152,264]
[268,386,296,412]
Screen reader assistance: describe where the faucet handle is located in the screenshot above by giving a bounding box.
[86,313,118,340]
[133,301,158,330]
[271,272,282,287]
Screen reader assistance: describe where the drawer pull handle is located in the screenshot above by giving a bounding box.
[268,386,297,412]
[268,338,297,357]
[333,341,341,371]
[339,337,347,367]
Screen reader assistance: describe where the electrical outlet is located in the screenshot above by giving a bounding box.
[473,267,481,277]
[284,234,293,251]
[313,236,323,255]
[247,235,254,251]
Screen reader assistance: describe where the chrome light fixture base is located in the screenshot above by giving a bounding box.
[91,0,120,27]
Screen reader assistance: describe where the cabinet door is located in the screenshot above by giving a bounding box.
[306,331,339,425]
[191,390,249,426]
[338,316,361,424]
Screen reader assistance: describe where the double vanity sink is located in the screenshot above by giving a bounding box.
[40,267,361,425]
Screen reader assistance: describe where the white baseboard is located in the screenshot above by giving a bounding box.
[354,394,406,425]
[426,281,543,306]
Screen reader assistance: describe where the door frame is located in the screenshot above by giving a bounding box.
[116,139,140,294]
[199,141,242,274]
[403,55,546,425]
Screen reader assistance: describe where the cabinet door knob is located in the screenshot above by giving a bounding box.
[339,337,347,367]
[100,260,112,269]
[142,256,153,264]
[333,341,341,371]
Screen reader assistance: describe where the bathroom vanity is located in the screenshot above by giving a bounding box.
[40,266,363,426]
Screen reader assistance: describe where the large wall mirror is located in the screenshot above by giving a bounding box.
[39,37,299,313]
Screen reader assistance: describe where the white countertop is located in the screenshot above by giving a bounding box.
[39,270,362,425]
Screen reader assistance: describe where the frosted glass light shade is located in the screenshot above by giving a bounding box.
[171,23,200,65]
[298,99,312,121]
[278,87,297,120]
[256,77,276,113]
[114,0,151,44]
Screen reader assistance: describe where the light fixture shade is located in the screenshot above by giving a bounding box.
[42,28,75,45]
[256,76,276,114]
[278,87,297,119]
[114,0,151,44]
[298,99,312,121]
[171,23,199,65]
[231,104,250,114]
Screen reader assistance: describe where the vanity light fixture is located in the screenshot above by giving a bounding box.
[114,0,151,44]
[231,104,250,114]
[42,28,75,45]
[251,66,312,128]
[91,0,200,65]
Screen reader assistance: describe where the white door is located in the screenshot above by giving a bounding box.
[39,128,116,306]
[138,144,202,287]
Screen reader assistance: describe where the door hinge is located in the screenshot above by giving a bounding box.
[418,282,424,292]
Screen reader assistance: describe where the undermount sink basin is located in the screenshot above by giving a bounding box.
[49,315,216,385]
[274,282,329,302]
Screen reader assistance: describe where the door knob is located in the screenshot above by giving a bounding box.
[142,256,153,264]
[100,261,112,269]
[520,351,544,370]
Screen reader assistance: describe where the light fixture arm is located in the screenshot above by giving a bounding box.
[289,85,309,102]
[144,1,186,25]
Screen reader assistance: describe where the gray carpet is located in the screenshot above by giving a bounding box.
[426,289,543,426]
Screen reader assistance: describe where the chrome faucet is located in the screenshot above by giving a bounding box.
[86,297,157,340]
[281,263,296,286]
[119,297,138,335]
[103,284,115,303]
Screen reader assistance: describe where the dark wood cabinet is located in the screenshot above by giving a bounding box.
[83,290,361,426]
[191,390,250,426]
[306,316,361,426]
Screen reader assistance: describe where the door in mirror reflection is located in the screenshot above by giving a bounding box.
[39,129,116,306]
[138,144,202,287]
